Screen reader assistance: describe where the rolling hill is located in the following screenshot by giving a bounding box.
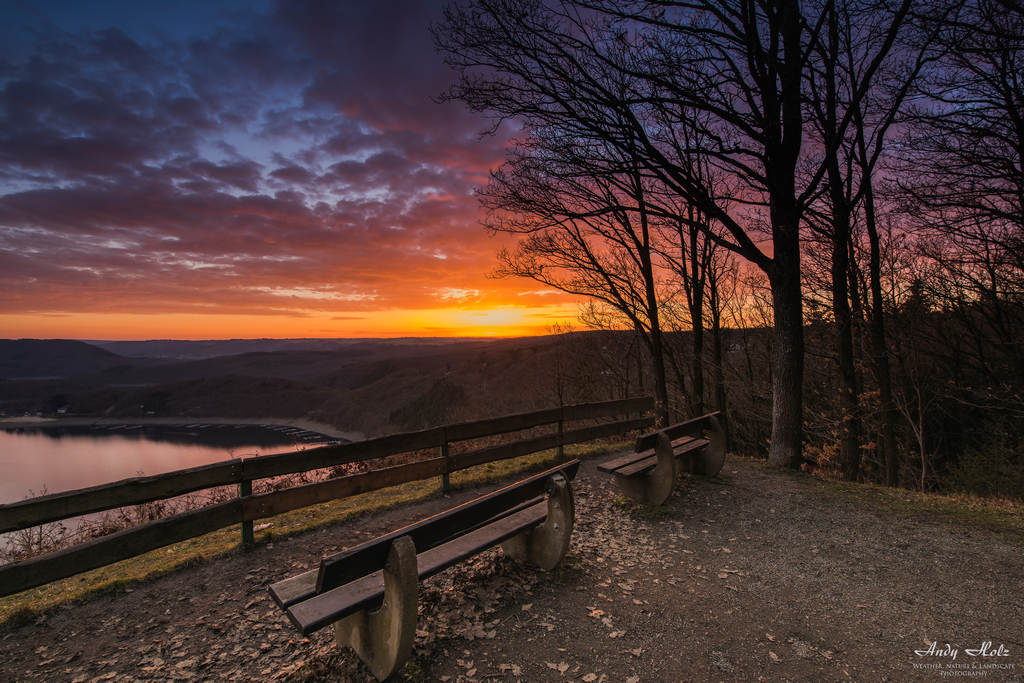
[0,333,645,437]
[0,339,163,379]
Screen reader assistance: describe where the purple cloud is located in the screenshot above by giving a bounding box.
[0,0,534,326]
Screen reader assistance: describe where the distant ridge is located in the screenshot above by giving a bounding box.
[0,339,142,379]
[89,337,504,360]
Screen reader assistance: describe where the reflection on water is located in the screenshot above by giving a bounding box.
[0,424,345,504]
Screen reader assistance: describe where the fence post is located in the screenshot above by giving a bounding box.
[240,478,254,545]
[557,420,565,462]
[441,442,451,494]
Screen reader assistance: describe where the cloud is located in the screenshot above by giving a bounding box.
[0,0,558,332]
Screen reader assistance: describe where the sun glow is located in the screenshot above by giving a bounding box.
[0,304,582,341]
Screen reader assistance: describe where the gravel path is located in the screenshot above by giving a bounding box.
[1,456,1021,682]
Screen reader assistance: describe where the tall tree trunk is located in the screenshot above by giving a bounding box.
[766,0,806,469]
[768,238,805,469]
[688,220,706,416]
[855,106,900,486]
[638,186,671,427]
[647,323,671,427]
[709,267,729,448]
[824,5,862,481]
[866,200,899,485]
[830,199,862,481]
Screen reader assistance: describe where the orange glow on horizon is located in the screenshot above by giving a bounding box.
[0,304,583,341]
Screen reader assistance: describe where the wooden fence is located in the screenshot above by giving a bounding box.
[0,396,655,598]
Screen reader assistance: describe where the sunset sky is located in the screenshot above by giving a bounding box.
[0,0,581,340]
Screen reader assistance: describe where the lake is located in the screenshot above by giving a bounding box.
[0,423,344,504]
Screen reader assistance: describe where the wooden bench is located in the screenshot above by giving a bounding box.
[598,412,725,506]
[268,460,579,680]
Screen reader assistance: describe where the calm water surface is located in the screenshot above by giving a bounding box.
[0,424,342,504]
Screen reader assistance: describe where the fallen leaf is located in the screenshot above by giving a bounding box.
[583,674,598,682]
[770,651,781,662]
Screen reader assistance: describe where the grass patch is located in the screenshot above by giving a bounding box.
[809,473,1024,547]
[611,495,674,519]
[694,473,732,486]
[742,457,805,479]
[730,455,1023,546]
[0,440,626,630]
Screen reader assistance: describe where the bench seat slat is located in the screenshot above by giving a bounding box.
[287,501,548,636]
[287,568,386,636]
[610,451,656,477]
[613,438,710,478]
[317,460,579,593]
[417,501,546,581]
[598,437,705,475]
[270,494,546,610]
[597,448,653,474]
[269,569,319,609]
[633,412,720,453]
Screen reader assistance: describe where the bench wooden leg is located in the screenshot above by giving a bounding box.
[500,472,574,570]
[614,432,676,506]
[334,535,418,681]
[689,414,726,477]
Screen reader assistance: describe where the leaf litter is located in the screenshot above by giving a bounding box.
[2,457,1021,683]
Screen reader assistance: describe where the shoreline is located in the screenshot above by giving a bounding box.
[0,416,364,442]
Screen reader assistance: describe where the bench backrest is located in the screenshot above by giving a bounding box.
[633,412,721,453]
[316,459,580,593]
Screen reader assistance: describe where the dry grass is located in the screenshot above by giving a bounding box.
[739,454,1024,547]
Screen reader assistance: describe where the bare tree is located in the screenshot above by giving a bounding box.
[799,0,924,480]
[436,0,917,467]
[900,0,1024,380]
[481,126,674,425]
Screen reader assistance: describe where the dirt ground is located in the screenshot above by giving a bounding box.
[1,454,1022,683]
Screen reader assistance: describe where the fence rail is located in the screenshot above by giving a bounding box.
[0,396,655,598]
